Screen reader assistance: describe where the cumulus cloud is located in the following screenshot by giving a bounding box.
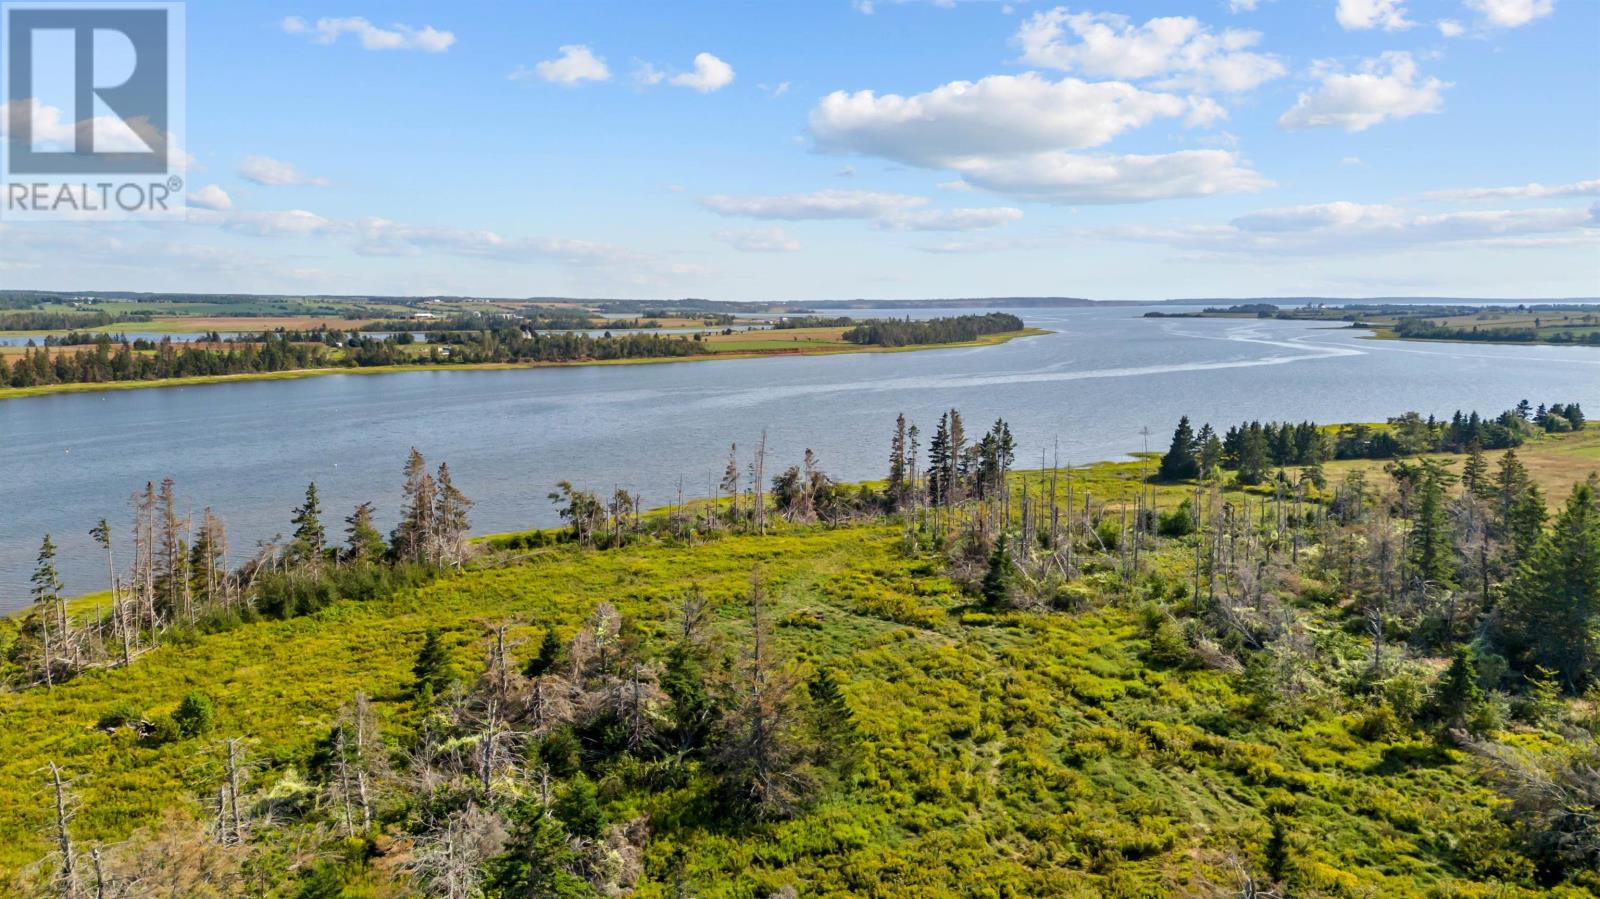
[807,73,1267,204]
[811,73,1204,163]
[1422,179,1600,201]
[713,227,802,252]
[187,185,233,211]
[1228,0,1261,11]
[513,45,610,85]
[1466,0,1555,28]
[1100,201,1594,255]
[239,155,330,187]
[280,16,455,52]
[1437,18,1466,36]
[1014,8,1286,93]
[1335,0,1414,31]
[1278,52,1448,132]
[669,53,735,92]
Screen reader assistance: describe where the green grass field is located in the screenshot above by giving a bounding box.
[3,431,1596,895]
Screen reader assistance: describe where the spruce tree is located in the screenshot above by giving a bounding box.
[343,502,386,564]
[289,482,326,570]
[1461,440,1489,498]
[412,628,455,700]
[887,414,908,506]
[1433,645,1486,730]
[981,539,1015,608]
[1407,462,1455,590]
[1499,479,1600,690]
[1159,416,1200,480]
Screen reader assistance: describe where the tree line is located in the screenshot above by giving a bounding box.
[6,449,473,691]
[841,312,1024,347]
[1157,400,1584,487]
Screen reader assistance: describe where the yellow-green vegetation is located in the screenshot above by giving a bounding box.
[3,424,1597,896]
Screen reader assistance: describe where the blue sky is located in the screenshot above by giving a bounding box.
[4,0,1597,299]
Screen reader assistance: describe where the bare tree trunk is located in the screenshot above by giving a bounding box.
[49,762,76,899]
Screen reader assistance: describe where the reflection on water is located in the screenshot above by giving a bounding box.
[3,304,1597,606]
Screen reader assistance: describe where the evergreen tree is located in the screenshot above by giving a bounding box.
[31,533,62,608]
[1433,645,1486,731]
[887,414,908,507]
[343,502,386,564]
[523,628,565,678]
[981,539,1015,608]
[808,668,861,772]
[392,448,436,563]
[553,773,607,839]
[1196,424,1223,480]
[1407,461,1456,591]
[289,482,326,570]
[1499,479,1600,690]
[1236,428,1271,486]
[927,413,951,506]
[1461,440,1489,498]
[432,462,473,568]
[412,628,456,700]
[1159,416,1199,480]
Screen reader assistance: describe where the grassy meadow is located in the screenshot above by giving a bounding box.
[3,429,1597,895]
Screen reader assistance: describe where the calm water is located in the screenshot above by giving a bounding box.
[3,304,1598,609]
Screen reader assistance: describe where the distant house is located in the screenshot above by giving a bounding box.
[411,312,437,320]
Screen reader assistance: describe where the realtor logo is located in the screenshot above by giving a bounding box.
[2,2,186,220]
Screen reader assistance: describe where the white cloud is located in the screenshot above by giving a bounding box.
[1101,201,1594,255]
[875,207,1025,231]
[213,208,341,237]
[1335,0,1414,31]
[669,53,735,92]
[949,150,1272,204]
[1422,179,1600,201]
[807,73,1267,204]
[700,189,928,220]
[516,45,610,86]
[1437,18,1466,36]
[0,99,191,162]
[1341,156,1364,166]
[1015,9,1286,93]
[1228,0,1261,11]
[1278,52,1448,132]
[281,16,455,52]
[1466,0,1555,29]
[239,155,331,187]
[937,180,975,192]
[713,227,802,252]
[187,185,233,211]
[633,61,665,86]
[810,72,1202,164]
[698,189,1022,232]
[760,81,791,98]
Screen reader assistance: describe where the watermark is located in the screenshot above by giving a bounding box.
[2,1,185,221]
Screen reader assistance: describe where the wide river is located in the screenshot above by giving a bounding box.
[3,304,1598,609]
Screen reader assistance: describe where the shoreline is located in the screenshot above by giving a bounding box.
[0,328,1047,402]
